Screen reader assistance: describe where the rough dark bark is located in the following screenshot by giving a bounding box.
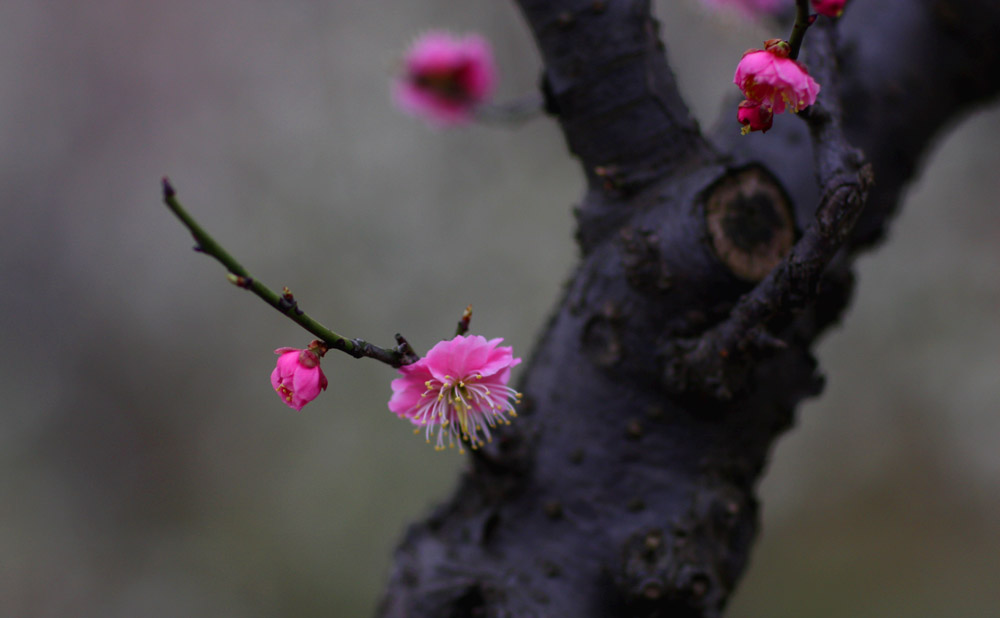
[378,1,1000,616]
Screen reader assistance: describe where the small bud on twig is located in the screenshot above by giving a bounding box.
[226,273,253,288]
[395,333,420,365]
[278,287,302,314]
[456,304,473,336]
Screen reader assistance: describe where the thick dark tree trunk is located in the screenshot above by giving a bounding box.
[379,1,1000,616]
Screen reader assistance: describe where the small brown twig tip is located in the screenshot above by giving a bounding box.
[277,286,300,314]
[456,304,473,336]
[161,177,175,199]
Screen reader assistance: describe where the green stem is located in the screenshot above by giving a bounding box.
[788,0,812,60]
[161,178,412,367]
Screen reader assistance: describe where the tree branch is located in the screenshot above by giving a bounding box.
[161,177,416,367]
[662,21,873,400]
[517,0,717,250]
[787,0,813,60]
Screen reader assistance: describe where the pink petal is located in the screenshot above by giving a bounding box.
[293,367,321,401]
[388,361,433,417]
[275,350,300,375]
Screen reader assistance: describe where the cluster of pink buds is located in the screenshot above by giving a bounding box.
[733,38,820,134]
[708,0,847,133]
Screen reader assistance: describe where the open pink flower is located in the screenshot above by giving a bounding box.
[389,335,521,452]
[733,40,818,134]
[393,31,496,127]
[733,39,819,114]
[271,345,328,411]
[734,39,820,115]
[737,99,774,134]
[812,0,845,17]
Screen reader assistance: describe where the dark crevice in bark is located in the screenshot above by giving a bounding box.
[378,1,1000,616]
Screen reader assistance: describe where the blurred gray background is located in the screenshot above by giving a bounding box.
[1,1,997,616]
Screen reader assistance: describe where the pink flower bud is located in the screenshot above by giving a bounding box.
[388,335,522,452]
[812,0,846,18]
[393,31,497,127]
[737,99,774,134]
[271,344,328,411]
[733,41,820,115]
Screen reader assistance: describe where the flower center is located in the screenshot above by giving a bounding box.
[414,373,522,453]
[412,64,474,102]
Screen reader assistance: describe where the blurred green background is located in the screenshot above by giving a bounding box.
[1,1,998,616]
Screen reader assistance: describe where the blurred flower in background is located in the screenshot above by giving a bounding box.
[812,0,846,18]
[699,0,790,20]
[392,31,497,126]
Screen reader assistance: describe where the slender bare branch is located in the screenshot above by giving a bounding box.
[161,177,415,367]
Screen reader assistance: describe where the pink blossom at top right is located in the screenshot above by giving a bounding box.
[733,39,820,115]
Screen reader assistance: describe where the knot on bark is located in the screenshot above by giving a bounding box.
[703,166,796,283]
[582,301,625,368]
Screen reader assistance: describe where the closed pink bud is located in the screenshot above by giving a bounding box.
[271,345,328,411]
[737,99,774,134]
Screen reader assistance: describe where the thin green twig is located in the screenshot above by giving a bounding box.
[161,177,415,367]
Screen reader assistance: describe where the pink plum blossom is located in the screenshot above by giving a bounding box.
[388,335,521,452]
[271,344,328,411]
[734,39,820,115]
[393,31,497,127]
[699,0,790,19]
[737,99,774,134]
[812,0,846,18]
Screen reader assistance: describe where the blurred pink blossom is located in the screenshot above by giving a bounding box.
[271,346,328,411]
[389,335,521,452]
[700,0,790,19]
[812,0,846,17]
[393,31,497,127]
[734,39,820,115]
